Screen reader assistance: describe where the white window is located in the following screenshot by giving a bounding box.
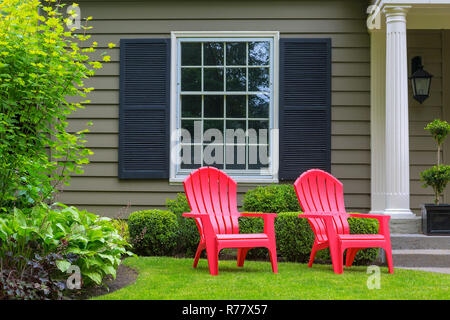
[170,32,279,183]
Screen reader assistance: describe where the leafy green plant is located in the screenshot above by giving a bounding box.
[111,219,130,243]
[0,251,76,300]
[0,203,132,289]
[0,0,114,211]
[242,184,301,213]
[128,210,178,256]
[420,119,450,204]
[166,193,199,255]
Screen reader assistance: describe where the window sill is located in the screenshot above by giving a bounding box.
[169,175,278,185]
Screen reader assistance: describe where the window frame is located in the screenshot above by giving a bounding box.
[170,31,279,183]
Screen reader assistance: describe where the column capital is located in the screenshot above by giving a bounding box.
[383,5,411,23]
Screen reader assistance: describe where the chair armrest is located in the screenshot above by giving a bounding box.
[348,213,390,221]
[182,213,209,218]
[348,213,391,235]
[298,213,334,219]
[240,213,277,218]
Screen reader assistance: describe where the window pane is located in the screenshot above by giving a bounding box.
[181,120,195,143]
[248,145,269,169]
[226,120,246,144]
[248,41,270,66]
[226,42,246,65]
[181,119,201,143]
[203,119,223,138]
[226,95,246,118]
[204,95,224,118]
[181,68,201,91]
[225,144,246,170]
[204,68,224,91]
[248,94,269,118]
[180,144,201,169]
[203,144,224,169]
[181,42,201,66]
[226,68,246,91]
[181,95,202,118]
[248,67,269,92]
[248,120,269,144]
[204,42,224,66]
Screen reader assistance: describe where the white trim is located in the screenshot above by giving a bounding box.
[170,31,280,184]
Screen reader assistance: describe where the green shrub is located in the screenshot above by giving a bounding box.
[238,215,266,259]
[0,0,114,211]
[275,212,379,265]
[111,218,130,243]
[242,184,301,213]
[166,193,199,255]
[0,203,133,290]
[128,210,178,256]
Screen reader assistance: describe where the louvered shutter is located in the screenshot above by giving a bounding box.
[279,38,331,180]
[118,39,170,179]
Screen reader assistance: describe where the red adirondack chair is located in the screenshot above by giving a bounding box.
[182,167,278,276]
[293,169,393,274]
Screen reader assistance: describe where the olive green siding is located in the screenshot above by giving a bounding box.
[408,30,448,214]
[61,0,373,217]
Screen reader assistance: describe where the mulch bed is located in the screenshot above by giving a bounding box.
[68,264,138,300]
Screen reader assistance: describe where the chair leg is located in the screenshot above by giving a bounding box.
[308,245,319,268]
[237,248,250,267]
[345,248,359,268]
[193,242,205,268]
[268,247,278,274]
[329,240,343,274]
[385,245,394,274]
[205,239,219,276]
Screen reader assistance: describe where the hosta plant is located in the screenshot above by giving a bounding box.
[0,203,133,291]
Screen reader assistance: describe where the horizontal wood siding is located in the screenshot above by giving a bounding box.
[60,0,371,217]
[408,30,444,214]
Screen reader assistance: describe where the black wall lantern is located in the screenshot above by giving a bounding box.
[409,56,433,104]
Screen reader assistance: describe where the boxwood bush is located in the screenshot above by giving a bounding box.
[166,194,199,256]
[242,184,301,213]
[128,210,178,256]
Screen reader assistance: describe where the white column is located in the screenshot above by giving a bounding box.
[370,29,386,214]
[384,6,414,217]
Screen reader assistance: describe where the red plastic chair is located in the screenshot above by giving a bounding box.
[182,167,278,276]
[293,169,393,274]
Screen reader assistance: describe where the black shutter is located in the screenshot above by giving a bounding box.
[279,38,331,180]
[118,39,170,179]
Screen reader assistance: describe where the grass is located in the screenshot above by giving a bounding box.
[93,256,450,300]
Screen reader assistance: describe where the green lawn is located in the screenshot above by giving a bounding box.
[94,256,450,300]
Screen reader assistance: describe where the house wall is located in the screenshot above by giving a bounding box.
[408,29,447,214]
[60,0,372,217]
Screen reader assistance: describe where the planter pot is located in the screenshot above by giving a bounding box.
[421,204,450,235]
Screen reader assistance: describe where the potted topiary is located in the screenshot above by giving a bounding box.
[420,119,450,235]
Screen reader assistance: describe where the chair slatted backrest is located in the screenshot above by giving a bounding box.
[183,167,240,235]
[294,169,350,242]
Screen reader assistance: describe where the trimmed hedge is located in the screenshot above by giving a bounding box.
[128,209,178,256]
[242,184,301,213]
[166,193,199,255]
